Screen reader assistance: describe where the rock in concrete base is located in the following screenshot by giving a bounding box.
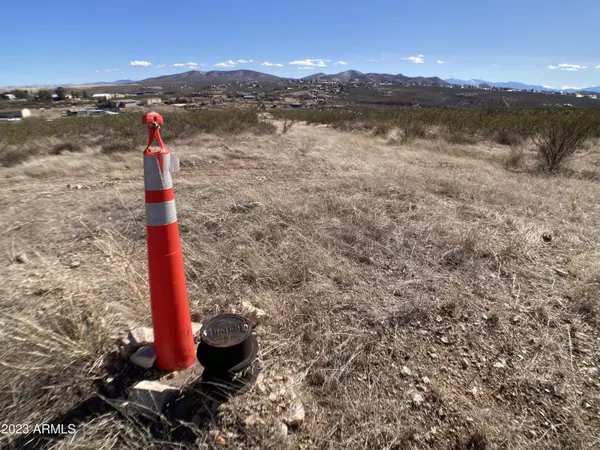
[192,322,203,340]
[130,345,157,369]
[119,327,154,358]
[129,380,179,413]
[120,323,203,358]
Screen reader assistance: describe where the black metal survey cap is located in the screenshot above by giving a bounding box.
[196,314,258,372]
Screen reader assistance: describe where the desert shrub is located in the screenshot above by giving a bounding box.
[51,141,84,155]
[373,123,390,137]
[0,146,43,167]
[401,121,428,141]
[533,114,599,172]
[101,138,137,154]
[493,128,523,146]
[504,146,525,170]
[281,117,297,134]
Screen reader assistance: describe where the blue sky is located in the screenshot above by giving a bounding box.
[1,0,599,89]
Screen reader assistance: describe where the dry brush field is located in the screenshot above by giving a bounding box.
[1,112,599,449]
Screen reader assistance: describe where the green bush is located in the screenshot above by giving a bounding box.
[533,114,599,172]
[0,109,275,166]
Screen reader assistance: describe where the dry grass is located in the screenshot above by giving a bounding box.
[1,120,600,449]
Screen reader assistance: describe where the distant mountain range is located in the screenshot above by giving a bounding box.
[137,69,450,87]
[445,78,600,94]
[140,70,282,85]
[3,70,598,94]
[135,70,600,93]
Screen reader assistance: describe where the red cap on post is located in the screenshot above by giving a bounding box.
[142,112,164,126]
[142,112,167,154]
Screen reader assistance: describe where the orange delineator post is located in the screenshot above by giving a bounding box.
[142,112,195,371]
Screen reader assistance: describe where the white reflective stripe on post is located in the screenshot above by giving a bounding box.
[146,200,178,226]
[144,153,173,191]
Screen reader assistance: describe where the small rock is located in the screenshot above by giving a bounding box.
[552,267,568,277]
[493,358,507,369]
[440,336,450,344]
[412,393,425,408]
[277,422,288,438]
[245,415,259,426]
[120,327,155,358]
[542,232,552,242]
[437,407,446,418]
[269,392,277,402]
[240,300,268,326]
[231,201,262,213]
[130,345,157,369]
[191,322,203,338]
[209,430,226,445]
[586,367,598,377]
[128,380,178,413]
[401,366,412,377]
[15,253,28,264]
[422,376,431,384]
[70,261,81,269]
[461,358,470,369]
[283,401,305,427]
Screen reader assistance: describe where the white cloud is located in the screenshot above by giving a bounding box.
[261,62,283,67]
[289,59,328,67]
[437,60,447,64]
[173,63,185,67]
[542,85,554,89]
[561,85,583,90]
[130,60,152,67]
[404,55,424,64]
[334,61,349,65]
[596,65,600,69]
[298,67,316,70]
[186,62,198,67]
[96,68,120,73]
[548,63,587,71]
[214,60,237,67]
[237,59,254,64]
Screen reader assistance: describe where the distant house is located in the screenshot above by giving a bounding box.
[140,98,162,106]
[67,108,107,117]
[2,93,17,100]
[0,108,31,119]
[111,99,138,109]
[92,93,114,101]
